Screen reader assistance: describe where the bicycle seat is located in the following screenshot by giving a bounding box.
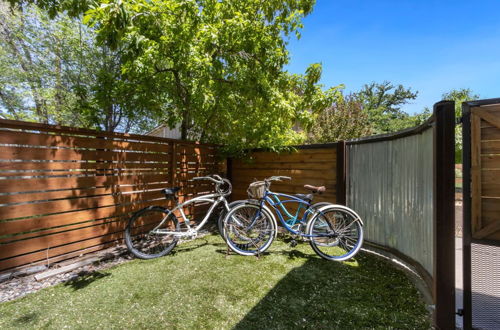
[304,185,326,194]
[162,187,181,197]
[295,193,313,202]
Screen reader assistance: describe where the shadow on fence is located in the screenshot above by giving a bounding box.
[0,118,225,273]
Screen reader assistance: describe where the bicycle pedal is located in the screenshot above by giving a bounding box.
[290,240,298,247]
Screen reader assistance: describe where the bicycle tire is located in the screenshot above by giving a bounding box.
[306,205,364,261]
[125,206,180,259]
[217,200,245,237]
[223,202,276,256]
[304,201,333,222]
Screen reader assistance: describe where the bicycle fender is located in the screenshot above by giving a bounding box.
[316,204,364,226]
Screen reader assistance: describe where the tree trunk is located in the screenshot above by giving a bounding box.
[0,22,48,122]
[54,38,63,118]
[181,112,188,140]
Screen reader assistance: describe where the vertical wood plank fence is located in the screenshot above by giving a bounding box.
[0,119,224,273]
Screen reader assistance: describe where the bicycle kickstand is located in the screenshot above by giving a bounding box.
[252,240,260,260]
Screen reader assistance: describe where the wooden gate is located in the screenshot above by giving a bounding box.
[469,104,500,241]
[462,99,500,330]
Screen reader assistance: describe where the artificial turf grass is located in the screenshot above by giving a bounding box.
[0,234,430,329]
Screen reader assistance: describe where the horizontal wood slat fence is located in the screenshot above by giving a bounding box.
[0,119,225,272]
[229,143,343,204]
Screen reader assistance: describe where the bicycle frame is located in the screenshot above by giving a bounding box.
[153,193,231,237]
[258,190,326,238]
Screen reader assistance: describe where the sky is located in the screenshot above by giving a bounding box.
[286,0,500,114]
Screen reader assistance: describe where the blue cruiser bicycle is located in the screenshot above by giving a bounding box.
[222,176,364,261]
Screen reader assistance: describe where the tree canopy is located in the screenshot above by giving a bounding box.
[307,92,371,143]
[357,81,419,134]
[80,0,339,153]
[3,0,464,154]
[5,0,92,18]
[442,88,479,163]
[0,3,161,132]
[3,0,339,153]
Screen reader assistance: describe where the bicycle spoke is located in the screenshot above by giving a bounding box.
[308,207,364,261]
[224,204,275,256]
[125,207,179,259]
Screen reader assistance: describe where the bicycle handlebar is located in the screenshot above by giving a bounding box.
[192,175,232,196]
[193,176,221,184]
[265,176,292,182]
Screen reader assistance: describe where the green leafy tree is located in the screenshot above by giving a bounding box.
[0,3,78,123]
[307,92,371,143]
[5,0,92,18]
[442,88,479,163]
[0,3,160,132]
[81,0,339,153]
[307,82,431,144]
[357,81,418,134]
[442,88,479,118]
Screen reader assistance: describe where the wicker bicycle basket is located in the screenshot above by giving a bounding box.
[247,181,267,199]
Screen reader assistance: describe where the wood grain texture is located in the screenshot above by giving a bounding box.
[471,111,482,235]
[229,147,338,205]
[472,107,500,130]
[0,145,170,162]
[471,105,500,242]
[0,118,224,271]
[0,130,170,153]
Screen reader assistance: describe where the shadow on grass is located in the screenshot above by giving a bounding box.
[214,240,322,260]
[233,254,429,329]
[63,271,111,291]
[13,312,39,325]
[170,237,215,255]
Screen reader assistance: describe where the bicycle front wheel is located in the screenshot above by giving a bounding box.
[223,203,276,256]
[125,206,180,259]
[307,206,363,261]
[217,200,245,238]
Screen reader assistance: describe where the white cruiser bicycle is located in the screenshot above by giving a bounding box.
[125,174,237,259]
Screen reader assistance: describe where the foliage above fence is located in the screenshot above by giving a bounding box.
[0,119,224,272]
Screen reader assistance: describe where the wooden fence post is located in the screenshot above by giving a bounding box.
[462,101,473,330]
[336,141,347,205]
[226,157,233,201]
[170,142,177,187]
[433,100,456,329]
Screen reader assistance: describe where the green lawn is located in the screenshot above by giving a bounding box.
[0,234,430,329]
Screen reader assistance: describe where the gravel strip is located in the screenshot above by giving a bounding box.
[0,229,214,304]
[0,253,133,303]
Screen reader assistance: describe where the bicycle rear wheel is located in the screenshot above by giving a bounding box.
[307,206,363,261]
[125,206,180,259]
[223,203,276,256]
